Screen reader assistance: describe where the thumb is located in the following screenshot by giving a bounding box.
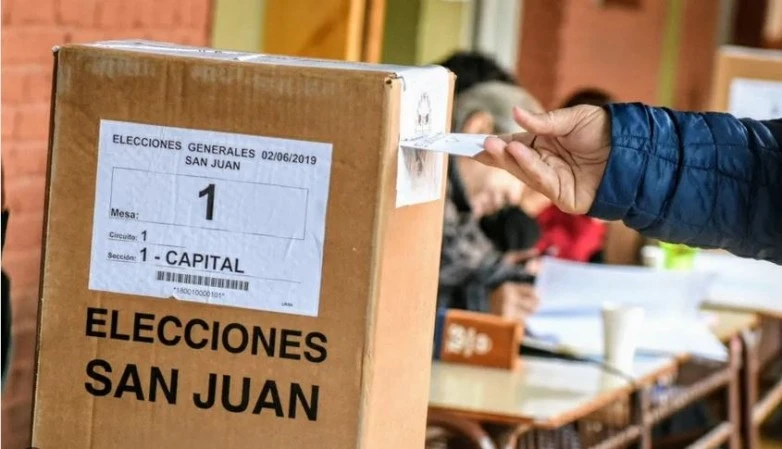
[513,106,578,137]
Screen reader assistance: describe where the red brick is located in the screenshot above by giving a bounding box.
[14,104,50,140]
[8,322,37,354]
[1,28,69,65]
[5,283,38,311]
[2,248,42,289]
[69,28,135,44]
[7,283,40,303]
[4,375,34,411]
[1,210,44,252]
[2,141,49,176]
[142,28,199,45]
[1,0,217,443]
[5,383,33,441]
[68,29,107,44]
[139,0,179,27]
[182,28,209,45]
[4,212,45,254]
[2,0,10,24]
[95,0,141,28]
[10,0,56,24]
[8,287,41,336]
[179,0,211,29]
[5,389,34,425]
[1,67,25,104]
[2,106,17,139]
[22,67,53,103]
[56,0,97,26]
[102,28,146,40]
[5,175,46,216]
[3,409,32,449]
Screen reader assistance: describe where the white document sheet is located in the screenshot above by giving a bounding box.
[527,313,727,361]
[401,133,490,157]
[728,78,782,120]
[533,258,714,319]
[692,251,782,314]
[528,258,726,360]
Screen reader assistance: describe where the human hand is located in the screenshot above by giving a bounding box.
[458,158,524,217]
[470,168,524,217]
[502,248,539,266]
[476,105,611,215]
[490,282,540,322]
[518,189,551,218]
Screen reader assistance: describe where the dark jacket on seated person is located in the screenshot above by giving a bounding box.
[437,157,539,313]
[589,103,781,263]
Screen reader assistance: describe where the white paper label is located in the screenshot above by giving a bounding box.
[89,120,332,316]
[395,67,451,207]
[728,78,782,120]
[401,133,489,157]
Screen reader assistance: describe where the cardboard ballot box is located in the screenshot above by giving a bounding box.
[32,41,454,449]
[710,45,782,118]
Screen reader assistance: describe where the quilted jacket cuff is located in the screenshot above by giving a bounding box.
[587,103,649,221]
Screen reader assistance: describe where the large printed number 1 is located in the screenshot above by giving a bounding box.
[199,183,215,221]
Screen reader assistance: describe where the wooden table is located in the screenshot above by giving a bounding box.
[428,309,758,449]
[693,250,782,448]
[633,309,754,449]
[704,302,782,449]
[707,310,759,342]
[429,356,673,427]
[429,355,675,449]
[704,297,782,321]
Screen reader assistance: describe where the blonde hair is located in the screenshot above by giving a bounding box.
[454,81,544,134]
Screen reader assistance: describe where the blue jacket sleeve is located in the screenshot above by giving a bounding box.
[588,103,782,263]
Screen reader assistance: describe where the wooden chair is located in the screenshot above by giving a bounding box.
[426,410,497,449]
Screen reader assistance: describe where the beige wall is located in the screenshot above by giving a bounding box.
[416,0,470,64]
[211,0,265,51]
[383,0,471,65]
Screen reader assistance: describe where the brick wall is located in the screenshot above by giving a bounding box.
[556,0,667,106]
[518,0,719,111]
[516,0,565,109]
[1,1,214,447]
[674,0,719,111]
[519,0,666,109]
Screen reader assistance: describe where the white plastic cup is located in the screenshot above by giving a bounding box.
[602,303,645,373]
[641,245,664,269]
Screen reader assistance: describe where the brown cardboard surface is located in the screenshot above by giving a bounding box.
[710,45,782,111]
[32,43,452,449]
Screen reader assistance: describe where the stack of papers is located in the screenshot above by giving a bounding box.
[693,251,781,310]
[528,258,727,361]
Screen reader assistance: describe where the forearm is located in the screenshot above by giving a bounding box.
[588,103,782,263]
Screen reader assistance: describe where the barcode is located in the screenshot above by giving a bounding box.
[155,270,249,291]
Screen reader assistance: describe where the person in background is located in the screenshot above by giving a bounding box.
[438,51,517,96]
[440,51,548,254]
[438,80,543,321]
[432,79,581,449]
[560,88,613,109]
